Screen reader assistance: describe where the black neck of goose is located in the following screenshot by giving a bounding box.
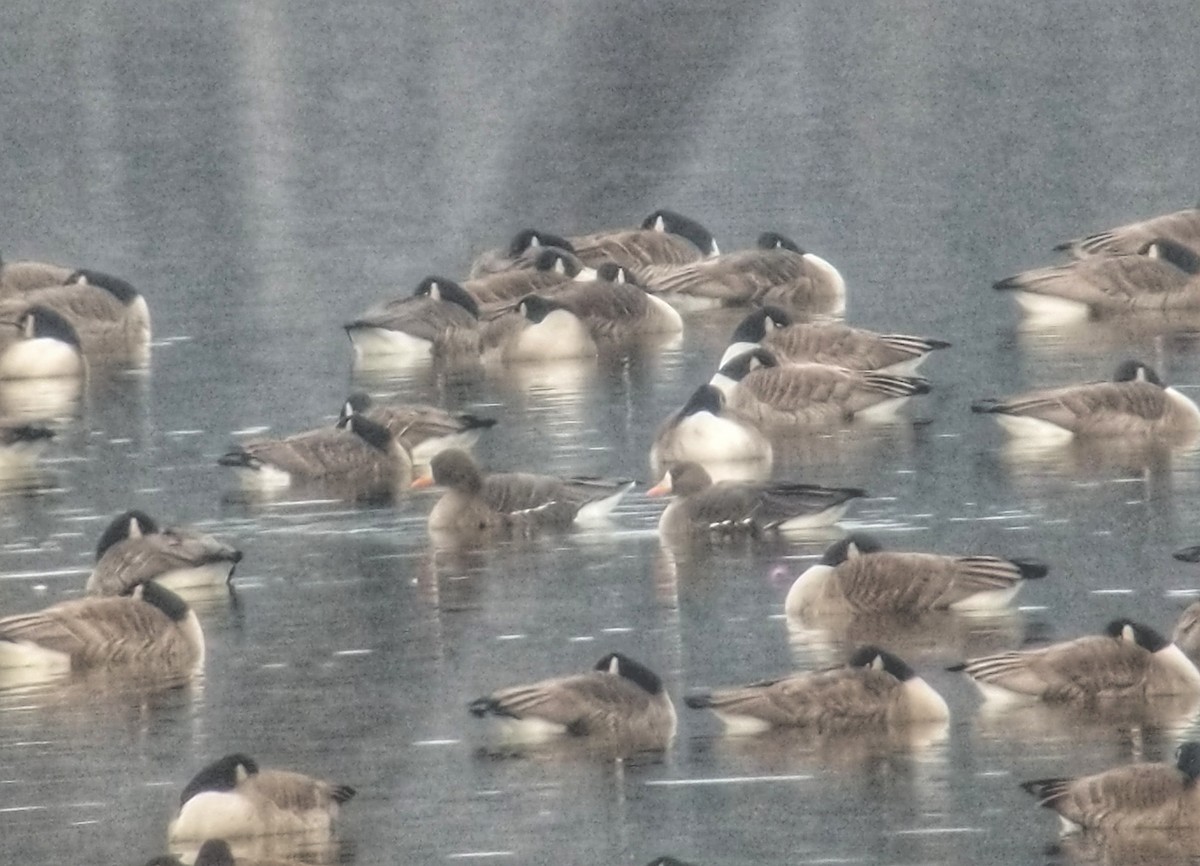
[717,347,776,381]
[26,306,83,348]
[346,414,393,453]
[848,646,915,681]
[509,229,574,256]
[68,269,140,303]
[95,510,158,560]
[179,753,259,806]
[730,307,790,343]
[137,581,190,622]
[1112,360,1163,386]
[821,532,884,566]
[1146,239,1200,275]
[1179,742,1200,782]
[642,209,716,254]
[1105,619,1170,651]
[595,652,663,695]
[339,392,372,425]
[756,232,803,254]
[678,384,724,419]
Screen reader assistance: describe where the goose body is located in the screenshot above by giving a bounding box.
[541,263,684,340]
[1055,206,1200,258]
[219,413,413,494]
[685,646,948,734]
[721,306,950,373]
[1022,742,1200,833]
[647,461,864,535]
[344,277,481,360]
[481,295,599,362]
[785,533,1048,617]
[338,392,496,465]
[995,239,1200,324]
[712,349,930,429]
[469,228,578,278]
[569,209,719,273]
[463,247,596,314]
[469,652,676,747]
[972,361,1200,444]
[0,305,87,379]
[0,581,204,676]
[412,448,633,532]
[85,510,243,596]
[650,384,773,468]
[0,269,150,363]
[169,754,355,841]
[0,254,73,295]
[950,619,1200,705]
[642,232,844,314]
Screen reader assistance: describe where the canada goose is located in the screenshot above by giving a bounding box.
[463,247,596,314]
[0,253,73,295]
[168,753,355,841]
[569,209,719,272]
[84,510,243,597]
[1022,741,1200,833]
[410,448,633,532]
[1055,205,1200,258]
[685,645,948,734]
[971,360,1200,444]
[0,305,87,379]
[337,392,496,465]
[0,269,151,363]
[720,306,950,373]
[784,533,1048,618]
[650,384,773,468]
[537,262,685,340]
[344,276,482,360]
[0,420,55,475]
[950,619,1200,704]
[469,651,676,747]
[0,580,204,676]
[469,228,579,278]
[481,295,599,362]
[218,413,413,494]
[995,238,1200,324]
[646,461,865,535]
[712,348,931,429]
[641,232,845,314]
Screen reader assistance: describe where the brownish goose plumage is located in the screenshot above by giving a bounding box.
[971,360,1200,443]
[1055,206,1200,258]
[468,228,579,278]
[1022,742,1200,833]
[722,306,950,373]
[569,209,718,272]
[469,651,676,748]
[647,461,864,535]
[0,253,73,295]
[344,276,483,359]
[412,448,633,532]
[684,646,948,734]
[641,232,844,314]
[712,348,930,429]
[995,238,1200,323]
[950,619,1200,703]
[463,247,594,314]
[785,533,1048,617]
[338,392,496,465]
[527,262,683,340]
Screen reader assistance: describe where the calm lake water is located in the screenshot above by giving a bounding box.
[4,2,1200,864]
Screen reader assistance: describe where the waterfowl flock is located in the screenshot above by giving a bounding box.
[7,203,1200,863]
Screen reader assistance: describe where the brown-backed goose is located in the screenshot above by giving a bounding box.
[785,533,1048,617]
[337,392,495,465]
[469,651,676,748]
[344,276,482,360]
[411,448,632,532]
[469,228,579,278]
[534,262,684,340]
[463,247,596,314]
[0,305,87,379]
[971,360,1200,444]
[168,753,355,840]
[685,646,948,734]
[0,252,73,295]
[569,209,719,272]
[646,461,864,535]
[1055,206,1200,258]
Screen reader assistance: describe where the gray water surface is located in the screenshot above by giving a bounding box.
[4,2,1200,865]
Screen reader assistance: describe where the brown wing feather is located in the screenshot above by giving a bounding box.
[702,667,898,729]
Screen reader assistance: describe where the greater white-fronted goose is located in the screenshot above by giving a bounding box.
[685,645,948,734]
[650,384,773,469]
[1022,742,1200,833]
[0,269,151,364]
[469,651,676,748]
[0,580,204,677]
[641,232,844,314]
[337,392,496,465]
[950,618,1200,704]
[569,209,719,272]
[463,247,596,314]
[971,360,1200,444]
[712,348,931,429]
[0,305,87,379]
[344,276,482,360]
[646,461,865,535]
[84,510,243,597]
[0,252,73,295]
[720,306,950,373]
[411,448,632,532]
[1055,205,1200,258]
[168,753,355,840]
[785,533,1048,617]
[469,228,579,278]
[218,412,413,494]
[995,238,1200,324]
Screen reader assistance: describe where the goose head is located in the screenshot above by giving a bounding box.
[594,651,666,696]
[414,277,480,317]
[641,209,719,256]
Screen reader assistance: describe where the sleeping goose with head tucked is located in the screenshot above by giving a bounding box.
[650,384,773,470]
[1055,205,1200,259]
[469,228,579,278]
[344,276,482,361]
